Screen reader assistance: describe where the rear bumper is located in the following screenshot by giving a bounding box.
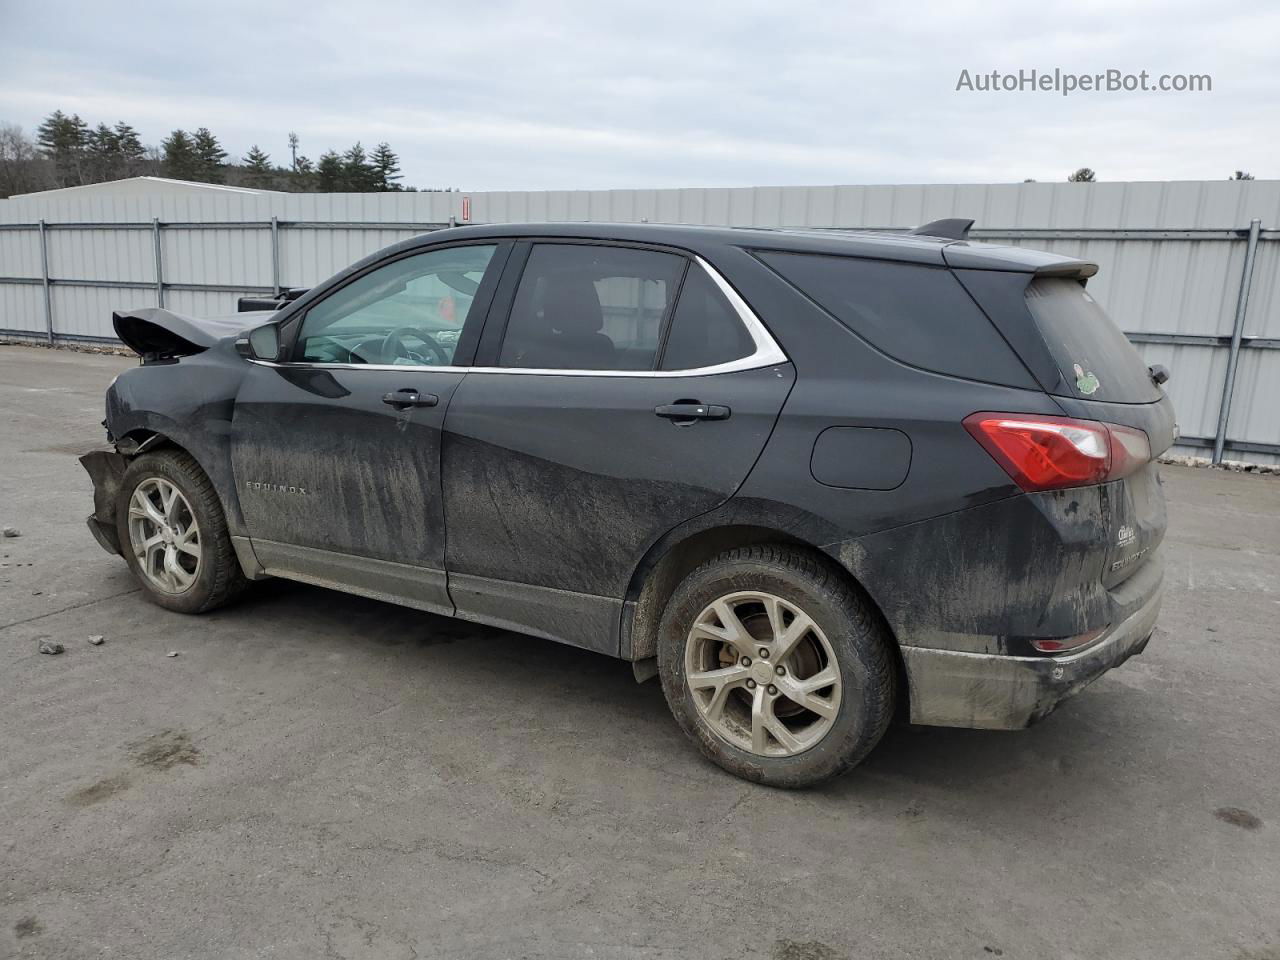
[900,573,1163,730]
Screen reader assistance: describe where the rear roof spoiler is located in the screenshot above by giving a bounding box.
[908,218,1097,278]
[909,218,974,241]
[1034,260,1099,279]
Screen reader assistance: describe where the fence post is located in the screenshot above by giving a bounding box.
[270,216,281,296]
[38,219,53,344]
[1212,218,1262,464]
[152,218,164,308]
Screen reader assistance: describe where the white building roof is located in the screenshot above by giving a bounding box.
[9,176,280,200]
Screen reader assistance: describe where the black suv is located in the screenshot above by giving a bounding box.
[82,221,1173,787]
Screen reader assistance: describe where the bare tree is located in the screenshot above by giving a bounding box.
[0,123,47,198]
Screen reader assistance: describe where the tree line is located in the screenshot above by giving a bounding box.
[0,110,456,198]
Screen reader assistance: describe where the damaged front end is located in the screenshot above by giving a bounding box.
[80,433,168,555]
[113,307,267,362]
[80,448,127,555]
[81,304,244,553]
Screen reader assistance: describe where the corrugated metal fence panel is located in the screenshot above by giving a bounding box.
[0,283,45,334]
[46,226,154,283]
[163,288,246,321]
[161,226,273,287]
[1244,239,1280,338]
[1133,341,1228,441]
[0,226,42,278]
[278,226,424,289]
[1,180,1277,461]
[1229,350,1280,453]
[50,284,139,339]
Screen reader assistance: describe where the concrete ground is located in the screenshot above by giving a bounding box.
[1,343,1277,960]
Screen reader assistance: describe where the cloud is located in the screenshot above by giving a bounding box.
[1,0,1274,189]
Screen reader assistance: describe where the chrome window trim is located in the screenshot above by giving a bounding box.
[255,256,790,378]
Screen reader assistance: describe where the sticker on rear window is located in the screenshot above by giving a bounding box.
[1073,363,1100,395]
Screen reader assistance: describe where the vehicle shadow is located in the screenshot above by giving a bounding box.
[237,578,1163,812]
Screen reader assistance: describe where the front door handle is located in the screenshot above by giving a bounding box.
[654,402,731,422]
[382,388,439,409]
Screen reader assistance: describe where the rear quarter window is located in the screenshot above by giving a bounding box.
[755,251,1032,387]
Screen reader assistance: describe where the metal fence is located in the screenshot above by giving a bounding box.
[1,182,1277,463]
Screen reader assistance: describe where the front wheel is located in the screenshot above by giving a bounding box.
[114,450,248,614]
[658,545,895,787]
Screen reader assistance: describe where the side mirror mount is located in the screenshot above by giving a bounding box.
[235,321,282,362]
[1148,363,1170,386]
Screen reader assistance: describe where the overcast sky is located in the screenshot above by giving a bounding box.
[0,0,1273,190]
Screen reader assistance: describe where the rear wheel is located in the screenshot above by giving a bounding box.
[658,545,895,787]
[115,450,247,614]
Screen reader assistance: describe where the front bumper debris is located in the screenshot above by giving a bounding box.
[79,448,127,556]
[900,575,1163,730]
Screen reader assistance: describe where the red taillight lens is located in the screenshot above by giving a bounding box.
[963,413,1151,492]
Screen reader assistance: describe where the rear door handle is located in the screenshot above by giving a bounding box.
[382,388,439,409]
[654,402,731,422]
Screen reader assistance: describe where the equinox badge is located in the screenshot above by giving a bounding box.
[245,481,310,495]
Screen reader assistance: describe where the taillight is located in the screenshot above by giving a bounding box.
[1106,422,1152,481]
[963,413,1151,492]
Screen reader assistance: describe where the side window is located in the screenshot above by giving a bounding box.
[755,250,1026,386]
[659,267,755,370]
[498,244,685,371]
[296,244,497,365]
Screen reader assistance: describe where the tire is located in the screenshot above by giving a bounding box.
[114,449,248,614]
[657,545,895,787]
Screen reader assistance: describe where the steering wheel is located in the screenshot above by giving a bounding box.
[379,326,450,366]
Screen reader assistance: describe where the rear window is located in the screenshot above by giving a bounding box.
[755,251,1032,387]
[1024,278,1160,402]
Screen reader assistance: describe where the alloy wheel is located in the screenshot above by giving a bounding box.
[684,590,842,757]
[127,477,202,594]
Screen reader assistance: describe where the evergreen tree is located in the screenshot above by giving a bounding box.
[341,141,375,191]
[113,122,145,174]
[243,145,273,188]
[288,131,299,171]
[1230,170,1255,180]
[371,142,402,191]
[162,129,198,180]
[316,150,344,191]
[86,122,121,182]
[191,127,227,183]
[1067,167,1096,182]
[244,145,271,170]
[36,110,88,186]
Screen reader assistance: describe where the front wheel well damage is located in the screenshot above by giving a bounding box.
[116,428,174,456]
[624,524,909,719]
[82,431,207,555]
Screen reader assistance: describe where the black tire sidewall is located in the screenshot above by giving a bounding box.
[115,453,225,614]
[658,550,893,787]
